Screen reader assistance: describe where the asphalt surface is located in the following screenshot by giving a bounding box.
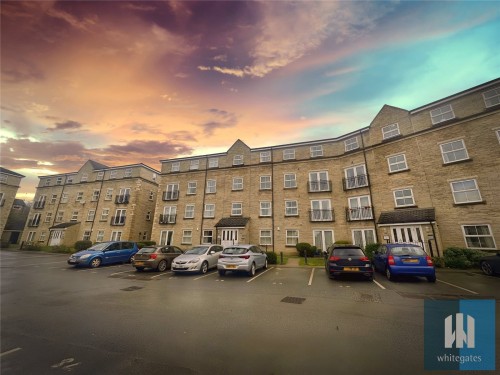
[1,250,499,375]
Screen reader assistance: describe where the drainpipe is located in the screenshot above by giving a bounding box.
[359,130,379,243]
[200,157,209,244]
[47,182,66,246]
[430,221,439,257]
[271,146,275,253]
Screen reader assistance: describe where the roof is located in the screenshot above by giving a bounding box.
[88,160,109,170]
[378,208,435,225]
[49,222,81,229]
[0,167,25,178]
[214,217,250,228]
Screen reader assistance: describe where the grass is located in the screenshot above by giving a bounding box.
[298,257,325,267]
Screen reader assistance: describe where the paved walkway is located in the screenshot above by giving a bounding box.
[279,257,300,268]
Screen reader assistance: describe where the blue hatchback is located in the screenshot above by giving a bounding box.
[68,241,138,268]
[373,243,436,282]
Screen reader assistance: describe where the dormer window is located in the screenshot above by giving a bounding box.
[345,137,359,152]
[171,162,180,172]
[233,155,244,166]
[260,151,271,163]
[430,104,455,125]
[483,88,500,108]
[190,160,200,170]
[382,123,400,140]
[310,145,323,158]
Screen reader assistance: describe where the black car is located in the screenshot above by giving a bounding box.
[324,244,373,280]
[479,252,500,276]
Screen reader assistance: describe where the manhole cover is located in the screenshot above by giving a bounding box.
[281,296,306,304]
[121,286,143,292]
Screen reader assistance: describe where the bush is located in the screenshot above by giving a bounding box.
[49,245,73,254]
[266,251,278,264]
[137,241,156,249]
[296,242,315,257]
[443,247,487,269]
[23,243,43,251]
[74,240,92,251]
[432,257,445,268]
[364,243,380,260]
[334,240,351,244]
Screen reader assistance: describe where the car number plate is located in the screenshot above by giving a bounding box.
[134,262,144,266]
[343,267,359,271]
[226,265,237,269]
[403,259,419,263]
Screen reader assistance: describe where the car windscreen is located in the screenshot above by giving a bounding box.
[185,246,209,255]
[391,246,426,256]
[137,247,156,254]
[222,247,247,255]
[333,248,365,257]
[87,243,109,251]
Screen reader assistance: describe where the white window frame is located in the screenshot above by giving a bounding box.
[91,190,100,202]
[0,174,7,183]
[483,88,500,108]
[171,162,180,172]
[86,209,96,222]
[233,155,244,166]
[182,230,193,245]
[347,196,373,220]
[310,145,323,158]
[70,211,79,221]
[204,204,215,218]
[310,199,332,221]
[75,192,84,202]
[345,137,359,152]
[231,202,242,216]
[431,104,455,125]
[110,231,122,241]
[83,231,91,241]
[124,168,132,177]
[187,181,197,195]
[66,176,74,184]
[184,204,195,219]
[260,201,272,217]
[260,151,271,163]
[208,158,219,168]
[113,209,126,225]
[462,224,497,249]
[382,123,400,140]
[202,230,214,244]
[27,231,36,242]
[260,175,271,190]
[81,173,88,182]
[308,171,329,192]
[190,160,200,170]
[45,212,53,223]
[440,139,469,164]
[259,230,272,246]
[146,211,152,221]
[96,171,104,180]
[96,230,105,242]
[232,177,243,191]
[44,178,51,186]
[344,165,367,189]
[56,211,64,222]
[149,191,154,201]
[56,177,63,185]
[61,193,68,203]
[164,183,179,200]
[286,229,299,246]
[393,188,415,207]
[285,200,298,216]
[100,208,110,221]
[109,170,118,179]
[451,179,482,204]
[352,229,376,249]
[387,154,409,173]
[206,179,216,194]
[50,194,57,204]
[284,173,297,189]
[283,149,295,160]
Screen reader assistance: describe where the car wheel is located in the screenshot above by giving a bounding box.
[128,255,135,263]
[135,267,144,271]
[157,260,168,272]
[248,263,256,277]
[427,275,437,283]
[480,261,493,276]
[218,270,226,276]
[199,261,209,274]
[386,267,394,281]
[90,258,101,268]
[263,258,268,270]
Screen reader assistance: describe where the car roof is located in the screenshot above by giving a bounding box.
[224,244,254,248]
[385,243,421,247]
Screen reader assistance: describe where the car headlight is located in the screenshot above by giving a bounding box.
[80,254,91,259]
[188,258,200,263]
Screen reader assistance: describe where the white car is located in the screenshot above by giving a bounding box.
[172,245,223,274]
[217,244,268,277]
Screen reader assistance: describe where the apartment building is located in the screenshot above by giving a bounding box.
[0,167,26,244]
[23,160,159,247]
[151,78,500,255]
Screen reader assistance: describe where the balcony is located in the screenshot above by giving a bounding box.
[345,206,374,221]
[33,200,46,209]
[342,174,369,190]
[110,216,126,226]
[27,218,41,227]
[163,191,179,201]
[115,194,130,204]
[308,180,332,193]
[309,209,335,222]
[159,214,177,224]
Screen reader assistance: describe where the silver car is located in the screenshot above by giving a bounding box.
[172,244,223,274]
[217,244,268,277]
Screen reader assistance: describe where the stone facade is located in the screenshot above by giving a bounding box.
[22,160,159,247]
[0,167,25,245]
[152,79,500,255]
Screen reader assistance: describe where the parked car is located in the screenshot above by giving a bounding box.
[132,245,184,272]
[479,252,500,276]
[324,244,373,280]
[373,243,436,282]
[217,244,267,276]
[172,244,223,274]
[68,241,138,268]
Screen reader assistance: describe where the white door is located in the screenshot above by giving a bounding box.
[221,229,239,248]
[390,225,426,251]
[313,230,334,253]
[49,230,64,246]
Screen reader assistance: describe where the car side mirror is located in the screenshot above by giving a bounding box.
[209,250,215,254]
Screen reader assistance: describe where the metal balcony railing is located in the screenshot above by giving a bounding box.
[110,216,126,226]
[33,200,46,209]
[159,214,177,224]
[307,180,332,193]
[345,206,374,221]
[27,218,41,227]
[309,209,335,222]
[342,174,369,190]
[163,191,179,201]
[115,194,130,204]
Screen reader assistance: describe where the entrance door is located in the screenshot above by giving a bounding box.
[390,225,425,251]
[221,229,238,248]
[313,230,334,254]
[49,230,64,246]
[160,230,174,245]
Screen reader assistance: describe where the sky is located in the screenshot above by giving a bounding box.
[1,0,499,200]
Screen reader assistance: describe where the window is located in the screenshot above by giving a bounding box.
[111,231,122,241]
[283,149,295,160]
[164,183,179,200]
[232,177,243,191]
[71,211,79,221]
[83,231,91,241]
[185,204,195,219]
[100,208,110,221]
[27,231,36,242]
[260,175,271,190]
[310,200,332,221]
[44,178,51,186]
[344,165,367,189]
[431,104,455,125]
[387,154,408,173]
[284,173,297,189]
[75,192,84,202]
[233,155,244,165]
[56,177,63,185]
[352,229,376,248]
[96,171,104,180]
[285,200,298,216]
[171,162,180,172]
[310,145,323,158]
[56,211,64,222]
[393,188,415,207]
[162,206,177,223]
[149,191,154,201]
[208,158,219,168]
[202,230,214,244]
[345,137,359,152]
[105,188,113,200]
[39,231,46,242]
[382,123,400,139]
[113,209,126,225]
[110,170,118,179]
[483,88,500,108]
[190,160,199,170]
[260,201,272,217]
[440,140,469,164]
[182,230,193,244]
[146,211,152,221]
[309,171,330,192]
[204,204,215,218]
[0,174,7,183]
[152,173,157,181]
[462,225,496,249]
[260,230,272,245]
[117,187,131,203]
[231,202,242,216]
[61,193,68,203]
[50,194,57,204]
[286,230,299,246]
[91,190,100,202]
[347,196,372,220]
[260,151,271,163]
[96,230,105,242]
[496,129,500,144]
[66,176,74,184]
[86,210,96,222]
[30,213,41,226]
[124,168,132,177]
[81,173,88,182]
[451,179,482,204]
[45,212,53,223]
[187,181,197,195]
[206,179,216,194]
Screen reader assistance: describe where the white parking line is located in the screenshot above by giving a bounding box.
[0,347,22,357]
[373,280,386,290]
[150,271,172,279]
[110,270,136,276]
[308,268,315,286]
[193,271,218,280]
[437,279,479,295]
[247,266,274,283]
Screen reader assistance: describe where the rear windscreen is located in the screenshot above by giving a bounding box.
[391,246,426,256]
[138,247,155,254]
[223,247,247,255]
[333,248,365,257]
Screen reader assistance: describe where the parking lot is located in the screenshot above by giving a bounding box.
[1,250,499,374]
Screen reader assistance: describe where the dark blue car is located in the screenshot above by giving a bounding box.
[373,243,436,282]
[68,241,138,268]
